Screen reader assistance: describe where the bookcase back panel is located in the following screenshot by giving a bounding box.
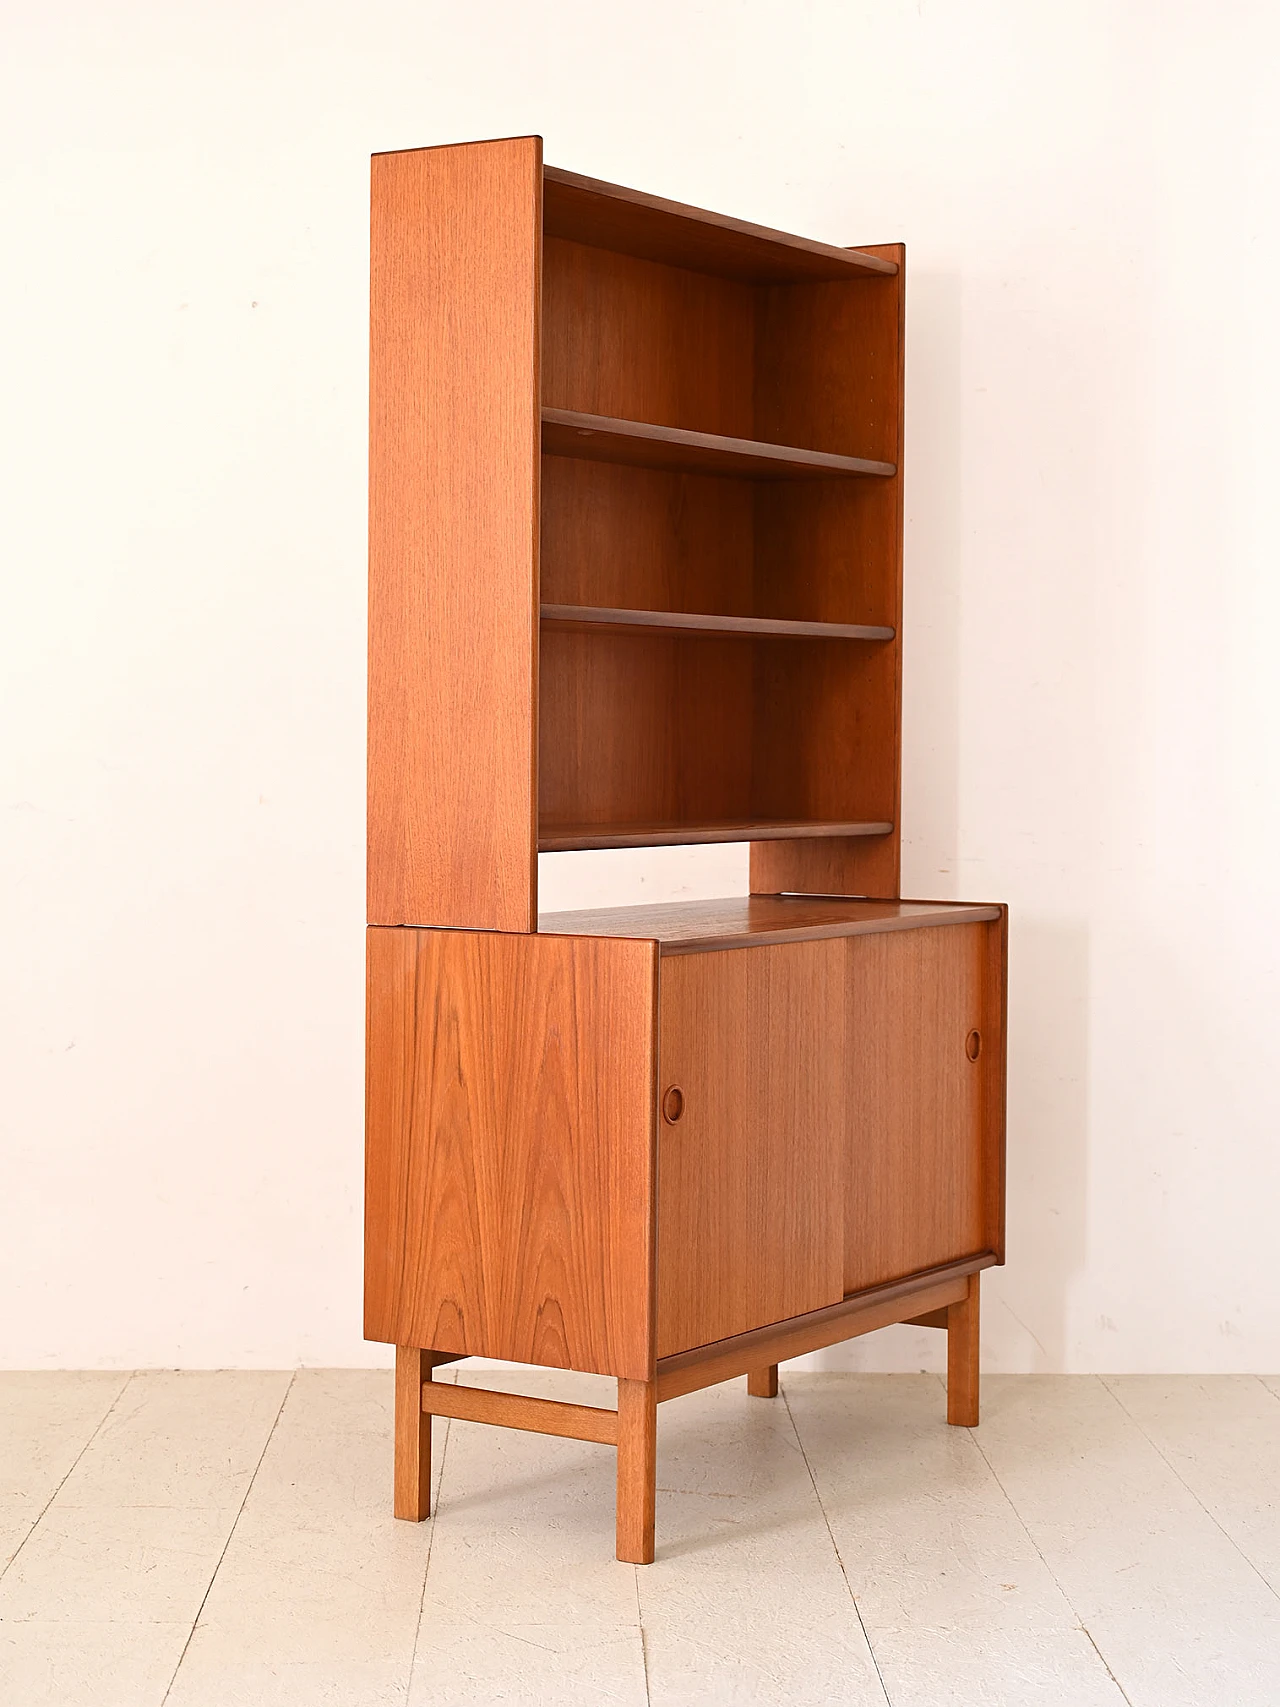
[541,456,755,615]
[540,635,896,842]
[751,639,899,825]
[539,631,754,831]
[543,237,755,437]
[753,480,900,629]
[542,459,899,632]
[755,268,904,463]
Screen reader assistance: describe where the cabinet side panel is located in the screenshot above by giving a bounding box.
[750,243,904,899]
[982,910,1009,1262]
[657,942,846,1358]
[368,139,541,930]
[843,923,988,1293]
[365,927,657,1380]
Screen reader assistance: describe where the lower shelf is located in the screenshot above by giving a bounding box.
[538,817,894,852]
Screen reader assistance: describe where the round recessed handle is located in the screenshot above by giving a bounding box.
[965,1029,982,1062]
[662,1085,685,1124]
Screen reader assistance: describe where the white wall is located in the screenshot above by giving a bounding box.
[3,2,1278,1372]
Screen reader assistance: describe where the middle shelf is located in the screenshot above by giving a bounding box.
[540,604,895,642]
[542,407,897,481]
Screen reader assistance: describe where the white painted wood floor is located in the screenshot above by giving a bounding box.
[2,1369,1279,1705]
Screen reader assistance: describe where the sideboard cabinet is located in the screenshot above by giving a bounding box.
[365,136,1008,1563]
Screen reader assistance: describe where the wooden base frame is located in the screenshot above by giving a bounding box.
[393,1261,988,1563]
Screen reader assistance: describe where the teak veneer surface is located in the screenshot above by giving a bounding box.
[537,819,893,852]
[540,457,758,616]
[538,630,755,835]
[843,924,995,1293]
[394,1348,431,1520]
[653,923,1003,1357]
[542,237,755,439]
[538,230,906,860]
[543,165,897,284]
[750,242,906,901]
[654,1262,987,1401]
[368,137,541,931]
[365,927,658,1381]
[656,938,847,1356]
[538,895,1001,953]
[420,1383,619,1446]
[542,408,896,480]
[540,604,894,642]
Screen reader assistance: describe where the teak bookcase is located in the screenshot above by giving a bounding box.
[365,136,1008,1564]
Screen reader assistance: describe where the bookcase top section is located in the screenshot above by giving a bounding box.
[538,897,1001,956]
[544,164,898,285]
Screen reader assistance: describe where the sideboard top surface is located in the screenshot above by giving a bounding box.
[538,896,1001,956]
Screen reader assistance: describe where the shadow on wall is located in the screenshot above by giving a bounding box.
[988,916,1091,1371]
[898,267,962,890]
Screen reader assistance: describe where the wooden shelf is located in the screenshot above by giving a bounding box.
[538,819,893,853]
[540,605,895,643]
[539,895,1003,956]
[544,166,898,286]
[542,409,896,482]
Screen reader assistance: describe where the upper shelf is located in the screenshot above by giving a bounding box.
[544,166,897,286]
[538,895,1002,956]
[542,409,896,482]
[541,605,895,643]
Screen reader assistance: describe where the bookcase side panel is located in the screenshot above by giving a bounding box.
[368,137,542,930]
[365,926,659,1381]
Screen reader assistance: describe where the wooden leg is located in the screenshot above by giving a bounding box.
[746,1364,779,1398]
[394,1346,432,1519]
[616,1377,657,1564]
[946,1273,980,1427]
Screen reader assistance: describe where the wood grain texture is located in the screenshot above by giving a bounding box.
[747,1366,779,1398]
[541,604,893,642]
[365,927,658,1380]
[947,1272,981,1427]
[394,1347,431,1520]
[656,939,847,1358]
[539,895,1001,953]
[543,238,754,436]
[542,408,895,480]
[538,630,754,836]
[616,1378,657,1564]
[843,923,991,1294]
[750,243,906,900]
[421,1382,618,1445]
[982,908,1010,1262]
[750,636,901,838]
[544,165,897,284]
[655,1263,982,1402]
[905,1307,950,1330]
[539,239,905,872]
[538,817,892,852]
[368,137,541,930]
[540,455,756,615]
